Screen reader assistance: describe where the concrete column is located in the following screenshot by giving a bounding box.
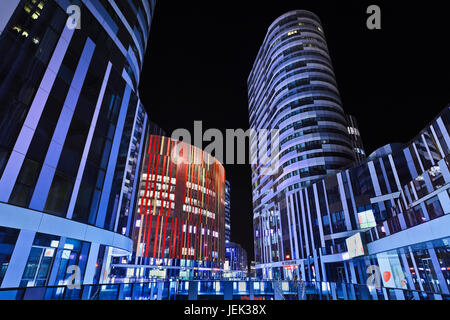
[423,172,435,193]
[398,213,407,230]
[1,230,36,289]
[438,190,450,214]
[300,260,306,281]
[428,248,450,295]
[437,118,450,151]
[83,243,100,285]
[156,281,164,300]
[420,202,430,221]
[99,246,112,284]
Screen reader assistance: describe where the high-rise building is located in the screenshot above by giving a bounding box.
[0,0,156,292]
[249,11,360,268]
[114,135,226,280]
[255,105,450,301]
[225,180,231,243]
[250,11,450,301]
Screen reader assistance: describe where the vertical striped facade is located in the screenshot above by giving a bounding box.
[129,136,226,280]
[0,0,156,291]
[255,106,450,300]
[248,11,364,269]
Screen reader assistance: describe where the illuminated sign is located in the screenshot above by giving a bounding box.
[377,252,408,290]
[44,248,55,257]
[345,233,366,259]
[62,250,71,259]
[64,243,74,250]
[50,240,59,248]
[241,296,266,301]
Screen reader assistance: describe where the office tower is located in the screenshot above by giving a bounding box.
[0,0,156,292]
[122,135,226,280]
[254,104,450,300]
[249,11,359,268]
[225,180,231,243]
[224,241,248,279]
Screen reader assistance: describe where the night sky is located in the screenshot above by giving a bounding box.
[139,0,450,262]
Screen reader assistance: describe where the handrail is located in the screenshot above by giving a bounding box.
[0,279,448,301]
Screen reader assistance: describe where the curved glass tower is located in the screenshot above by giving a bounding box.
[249,11,360,267]
[0,0,156,291]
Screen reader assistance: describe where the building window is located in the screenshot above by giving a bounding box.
[20,233,60,287]
[9,158,41,207]
[425,196,445,220]
[44,173,74,216]
[0,227,20,286]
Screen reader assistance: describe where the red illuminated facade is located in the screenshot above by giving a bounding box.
[132,135,226,273]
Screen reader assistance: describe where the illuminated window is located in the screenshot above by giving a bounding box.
[358,210,376,229]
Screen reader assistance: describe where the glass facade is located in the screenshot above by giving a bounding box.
[254,105,450,299]
[225,180,231,243]
[0,0,157,289]
[224,242,248,279]
[248,11,364,267]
